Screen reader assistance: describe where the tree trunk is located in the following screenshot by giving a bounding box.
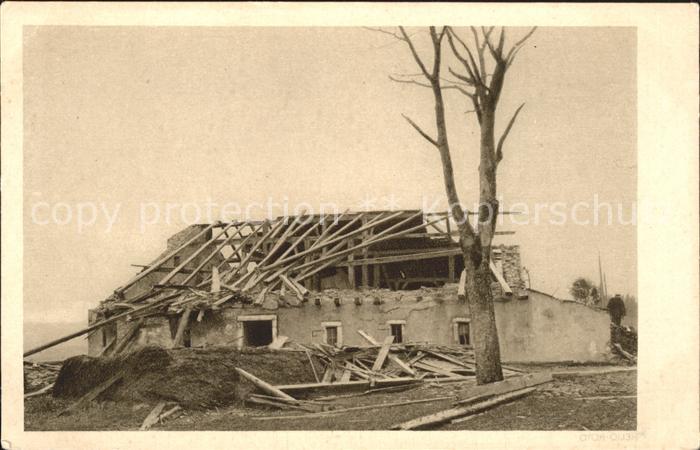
[463,255,504,384]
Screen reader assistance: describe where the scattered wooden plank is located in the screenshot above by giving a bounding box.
[550,367,636,379]
[253,395,455,421]
[343,362,371,380]
[357,330,416,376]
[413,361,464,379]
[248,393,326,406]
[304,349,320,383]
[268,335,289,350]
[321,368,334,383]
[140,401,167,430]
[371,335,396,371]
[363,381,422,395]
[452,372,552,406]
[389,354,417,377]
[246,395,314,412]
[357,330,379,345]
[340,369,352,382]
[424,350,475,370]
[24,383,54,399]
[274,377,419,396]
[613,343,638,363]
[392,387,536,430]
[235,367,296,401]
[158,405,183,423]
[574,395,636,401]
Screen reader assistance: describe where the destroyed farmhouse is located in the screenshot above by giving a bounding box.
[87,210,610,362]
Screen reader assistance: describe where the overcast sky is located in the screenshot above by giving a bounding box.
[23,26,636,324]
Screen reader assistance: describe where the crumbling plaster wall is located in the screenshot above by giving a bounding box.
[186,287,610,362]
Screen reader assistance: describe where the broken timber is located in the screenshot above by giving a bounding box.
[235,367,296,401]
[392,387,537,430]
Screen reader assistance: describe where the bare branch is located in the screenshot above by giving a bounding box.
[496,28,506,56]
[506,26,537,66]
[389,75,475,98]
[482,27,500,61]
[399,26,432,81]
[447,67,476,86]
[401,114,438,147]
[429,26,443,78]
[495,103,525,163]
[363,26,406,42]
[446,27,483,86]
[439,76,473,87]
[471,27,489,80]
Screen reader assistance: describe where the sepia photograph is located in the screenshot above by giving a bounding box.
[2,2,698,449]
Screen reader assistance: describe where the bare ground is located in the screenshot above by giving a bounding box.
[25,365,636,431]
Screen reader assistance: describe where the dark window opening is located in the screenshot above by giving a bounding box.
[183,328,191,348]
[390,324,404,343]
[102,322,117,347]
[242,320,274,347]
[325,326,338,346]
[457,322,470,346]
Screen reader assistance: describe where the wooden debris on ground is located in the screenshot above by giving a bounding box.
[23,360,61,394]
[253,395,456,421]
[24,383,54,399]
[392,386,538,430]
[612,343,638,363]
[140,401,167,430]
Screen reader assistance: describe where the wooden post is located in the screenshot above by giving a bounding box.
[347,238,356,289]
[361,217,369,288]
[172,306,193,348]
[458,270,467,302]
[448,255,455,282]
[373,264,381,288]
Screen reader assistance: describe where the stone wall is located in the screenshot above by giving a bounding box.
[97,286,612,363]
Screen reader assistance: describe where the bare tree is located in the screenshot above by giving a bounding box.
[381,26,535,384]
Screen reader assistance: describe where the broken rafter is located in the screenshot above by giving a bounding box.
[223,219,285,284]
[158,221,233,286]
[115,223,217,296]
[24,291,181,358]
[212,222,266,274]
[179,221,245,286]
[260,211,405,274]
[293,214,448,283]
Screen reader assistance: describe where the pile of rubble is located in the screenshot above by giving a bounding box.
[24,361,61,398]
[610,324,637,363]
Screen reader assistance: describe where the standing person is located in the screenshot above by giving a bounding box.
[607,294,626,326]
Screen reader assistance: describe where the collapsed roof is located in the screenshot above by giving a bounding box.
[25,210,520,358]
